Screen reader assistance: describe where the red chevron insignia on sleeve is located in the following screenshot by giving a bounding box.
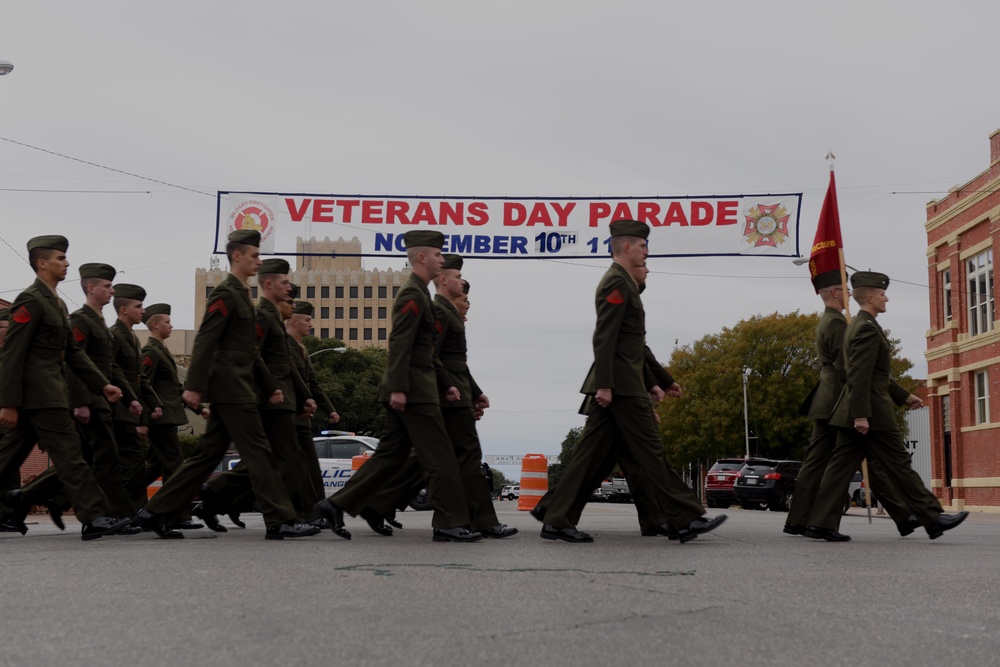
[72,326,85,343]
[255,324,264,338]
[606,289,624,305]
[142,355,154,368]
[207,299,229,317]
[401,299,419,316]
[434,320,443,334]
[13,306,31,323]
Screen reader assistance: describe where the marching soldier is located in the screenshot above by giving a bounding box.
[0,235,130,540]
[315,230,481,542]
[804,271,968,541]
[530,220,726,542]
[0,308,19,532]
[141,303,203,530]
[136,229,318,540]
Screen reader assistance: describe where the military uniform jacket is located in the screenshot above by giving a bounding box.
[69,304,136,412]
[580,262,649,398]
[377,273,450,405]
[255,298,311,413]
[288,335,336,417]
[829,310,911,431]
[185,273,280,405]
[0,278,109,409]
[111,319,162,424]
[800,307,847,420]
[433,294,483,409]
[140,338,187,426]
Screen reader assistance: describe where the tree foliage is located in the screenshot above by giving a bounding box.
[548,426,584,487]
[303,338,388,436]
[654,311,915,467]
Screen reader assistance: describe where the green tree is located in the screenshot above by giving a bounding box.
[304,338,388,436]
[655,311,916,466]
[548,426,584,488]
[490,468,506,494]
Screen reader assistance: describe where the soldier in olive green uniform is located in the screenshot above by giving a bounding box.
[110,284,163,516]
[286,296,340,521]
[141,303,202,529]
[804,271,968,541]
[0,308,18,532]
[136,229,318,540]
[202,259,315,525]
[0,235,130,540]
[315,230,481,542]
[532,220,726,542]
[785,270,934,537]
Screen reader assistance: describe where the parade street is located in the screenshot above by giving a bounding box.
[2,503,997,667]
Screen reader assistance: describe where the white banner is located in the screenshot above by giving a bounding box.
[216,192,802,259]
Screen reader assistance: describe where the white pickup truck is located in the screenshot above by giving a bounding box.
[599,477,631,502]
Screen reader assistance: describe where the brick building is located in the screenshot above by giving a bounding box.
[925,129,1000,511]
[194,237,409,349]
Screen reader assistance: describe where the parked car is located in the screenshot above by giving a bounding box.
[733,459,801,512]
[500,485,520,501]
[599,476,632,503]
[589,487,615,502]
[704,458,746,508]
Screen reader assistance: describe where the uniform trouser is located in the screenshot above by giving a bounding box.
[114,421,147,516]
[144,423,191,523]
[808,426,943,532]
[296,420,325,519]
[331,403,469,529]
[208,411,310,520]
[145,403,295,528]
[0,408,111,523]
[787,418,932,529]
[539,396,705,530]
[367,406,500,531]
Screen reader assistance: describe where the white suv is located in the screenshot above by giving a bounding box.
[500,485,520,501]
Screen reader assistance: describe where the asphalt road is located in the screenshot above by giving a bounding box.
[2,503,998,667]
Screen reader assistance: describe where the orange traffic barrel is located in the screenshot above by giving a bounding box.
[352,451,373,472]
[147,477,163,499]
[517,453,548,511]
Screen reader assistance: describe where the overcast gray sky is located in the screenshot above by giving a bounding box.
[2,1,998,465]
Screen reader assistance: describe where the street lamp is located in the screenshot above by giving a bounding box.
[0,60,13,76]
[309,347,347,359]
[792,257,860,273]
[742,367,753,459]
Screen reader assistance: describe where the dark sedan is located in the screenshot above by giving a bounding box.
[733,459,801,512]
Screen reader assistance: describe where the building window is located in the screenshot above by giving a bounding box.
[942,394,951,434]
[307,286,316,299]
[349,328,358,341]
[975,370,990,424]
[335,328,344,340]
[378,307,387,319]
[321,286,330,298]
[321,307,330,319]
[941,269,952,325]
[250,286,258,299]
[335,286,344,298]
[967,250,994,337]
[392,286,400,298]
[378,328,387,340]
[350,307,358,318]
[364,328,372,341]
[378,286,387,298]
[320,328,329,339]
[350,286,358,298]
[364,307,372,319]
[205,287,213,299]
[364,286,373,298]
[335,307,343,319]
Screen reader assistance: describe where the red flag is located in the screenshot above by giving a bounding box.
[809,169,844,289]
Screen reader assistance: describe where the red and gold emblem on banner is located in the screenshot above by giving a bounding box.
[743,203,790,249]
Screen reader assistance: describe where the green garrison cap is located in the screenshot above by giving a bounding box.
[851,271,890,290]
[609,219,650,239]
[0,307,9,321]
[228,229,261,246]
[461,279,470,295]
[288,283,301,300]
[79,263,116,281]
[142,303,170,324]
[442,254,463,270]
[812,269,842,293]
[293,301,314,316]
[27,235,69,252]
[403,230,445,249]
[259,258,290,275]
[114,283,146,301]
